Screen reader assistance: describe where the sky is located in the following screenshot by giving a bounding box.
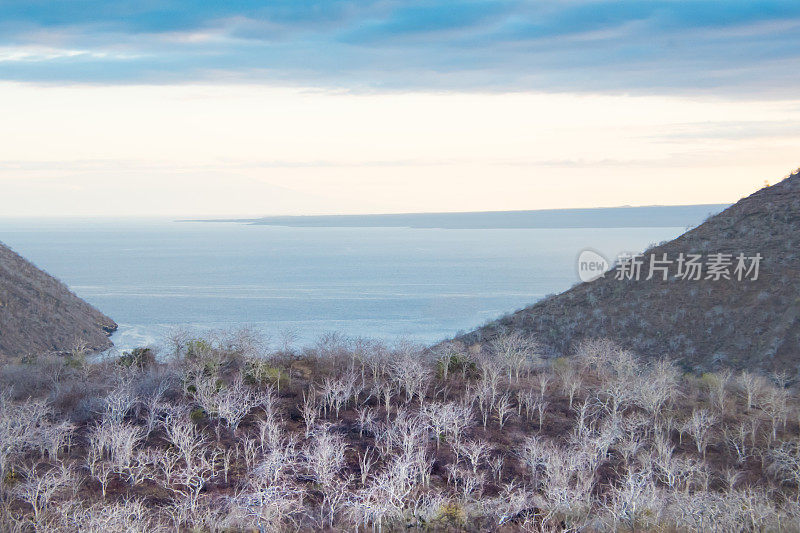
[1,0,799,216]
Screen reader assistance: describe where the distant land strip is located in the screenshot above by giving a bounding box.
[188,204,729,229]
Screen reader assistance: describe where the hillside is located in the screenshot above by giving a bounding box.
[459,170,800,374]
[0,241,117,356]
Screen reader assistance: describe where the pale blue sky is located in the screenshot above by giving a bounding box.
[2,0,799,94]
[1,1,799,216]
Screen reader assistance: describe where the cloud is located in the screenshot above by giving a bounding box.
[1,1,799,95]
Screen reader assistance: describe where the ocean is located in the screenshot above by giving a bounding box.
[0,215,701,353]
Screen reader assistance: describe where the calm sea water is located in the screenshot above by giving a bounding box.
[0,218,684,352]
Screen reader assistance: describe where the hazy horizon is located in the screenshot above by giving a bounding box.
[0,202,730,225]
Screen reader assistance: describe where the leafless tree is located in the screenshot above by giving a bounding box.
[278,327,300,353]
[356,406,375,439]
[455,439,491,474]
[163,408,207,468]
[489,455,504,482]
[491,332,537,382]
[488,482,532,526]
[305,426,347,488]
[573,398,597,438]
[389,356,430,404]
[536,372,551,401]
[36,420,75,461]
[347,464,409,533]
[13,463,77,526]
[103,376,137,423]
[609,349,640,381]
[301,389,319,438]
[682,409,717,458]
[237,436,260,473]
[520,435,551,480]
[738,371,767,411]
[320,371,358,418]
[171,448,220,502]
[141,383,170,437]
[152,448,182,488]
[556,362,583,409]
[707,369,733,413]
[494,392,514,428]
[0,394,50,477]
[763,386,789,442]
[89,419,144,474]
[58,497,155,532]
[220,327,268,359]
[215,376,260,432]
[192,375,259,435]
[126,447,161,486]
[231,478,305,531]
[357,449,377,486]
[446,464,485,502]
[601,467,658,532]
[256,414,284,452]
[85,446,114,498]
[374,409,428,460]
[377,380,399,421]
[767,440,800,498]
[477,356,503,404]
[723,420,752,464]
[434,343,460,381]
[255,437,297,486]
[421,401,472,448]
[470,381,493,429]
[600,377,636,421]
[635,358,679,417]
[574,338,619,372]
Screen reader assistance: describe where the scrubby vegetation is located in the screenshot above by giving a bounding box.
[2,330,800,531]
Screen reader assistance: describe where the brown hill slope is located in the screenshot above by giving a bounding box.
[0,242,117,356]
[458,169,800,374]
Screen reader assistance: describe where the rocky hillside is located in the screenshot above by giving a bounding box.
[459,169,800,374]
[0,242,116,356]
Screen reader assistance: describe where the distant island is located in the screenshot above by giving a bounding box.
[190,204,728,229]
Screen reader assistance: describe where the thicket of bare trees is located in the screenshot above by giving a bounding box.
[2,331,800,531]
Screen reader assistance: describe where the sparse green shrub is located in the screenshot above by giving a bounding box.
[552,356,571,373]
[64,352,86,370]
[436,501,466,527]
[3,469,20,486]
[436,353,477,380]
[700,372,720,392]
[118,348,156,370]
[186,339,213,359]
[243,359,287,388]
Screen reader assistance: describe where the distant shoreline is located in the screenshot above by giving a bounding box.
[185,204,728,230]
